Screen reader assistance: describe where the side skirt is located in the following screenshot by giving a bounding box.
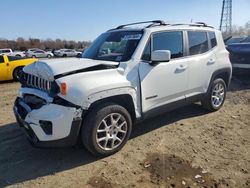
[136,93,205,123]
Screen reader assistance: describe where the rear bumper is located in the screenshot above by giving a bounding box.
[13,98,83,147]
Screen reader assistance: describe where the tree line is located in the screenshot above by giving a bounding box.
[0,37,91,51]
[0,20,249,51]
[223,20,250,37]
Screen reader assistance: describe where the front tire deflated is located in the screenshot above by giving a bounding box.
[81,103,132,156]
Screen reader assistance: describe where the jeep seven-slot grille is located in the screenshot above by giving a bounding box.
[22,73,52,92]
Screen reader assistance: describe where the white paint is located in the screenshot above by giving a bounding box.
[17,23,232,143]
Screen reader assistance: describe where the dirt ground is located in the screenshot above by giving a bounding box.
[0,74,249,188]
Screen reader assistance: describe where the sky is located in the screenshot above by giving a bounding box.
[1,0,250,41]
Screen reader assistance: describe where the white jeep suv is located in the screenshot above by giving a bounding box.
[13,21,232,156]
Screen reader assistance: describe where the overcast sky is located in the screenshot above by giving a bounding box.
[1,0,249,41]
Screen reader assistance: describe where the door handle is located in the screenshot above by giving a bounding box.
[207,59,215,65]
[176,64,188,71]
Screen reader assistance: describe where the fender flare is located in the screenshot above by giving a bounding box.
[82,87,141,118]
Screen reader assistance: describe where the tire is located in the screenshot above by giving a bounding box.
[81,103,132,156]
[62,54,67,57]
[47,54,52,58]
[16,54,21,57]
[13,67,23,81]
[32,55,36,58]
[202,78,227,112]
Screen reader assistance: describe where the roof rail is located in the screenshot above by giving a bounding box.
[115,20,167,30]
[171,22,214,28]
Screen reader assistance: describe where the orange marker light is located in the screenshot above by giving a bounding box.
[60,82,67,95]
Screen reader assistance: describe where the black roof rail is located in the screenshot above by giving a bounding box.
[171,22,214,29]
[114,20,167,30]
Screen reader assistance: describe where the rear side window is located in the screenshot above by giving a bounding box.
[209,32,217,48]
[153,31,183,59]
[0,56,4,63]
[188,31,209,55]
[8,56,23,61]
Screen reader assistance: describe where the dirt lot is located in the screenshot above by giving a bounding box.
[0,74,249,188]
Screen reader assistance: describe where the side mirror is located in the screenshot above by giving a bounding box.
[151,50,171,63]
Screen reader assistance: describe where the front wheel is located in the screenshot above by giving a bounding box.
[13,67,23,81]
[81,103,132,156]
[202,78,227,111]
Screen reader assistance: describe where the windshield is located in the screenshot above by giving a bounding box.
[82,31,143,62]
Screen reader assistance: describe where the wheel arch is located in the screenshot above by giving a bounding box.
[86,94,137,123]
[210,67,232,88]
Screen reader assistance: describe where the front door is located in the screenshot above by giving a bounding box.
[139,31,189,113]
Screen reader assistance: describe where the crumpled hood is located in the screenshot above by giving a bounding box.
[23,58,119,81]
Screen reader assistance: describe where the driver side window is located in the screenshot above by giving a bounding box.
[0,56,4,63]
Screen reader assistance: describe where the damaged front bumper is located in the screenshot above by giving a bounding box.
[13,96,84,147]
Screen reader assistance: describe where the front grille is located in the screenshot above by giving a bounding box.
[24,73,52,92]
[20,72,59,95]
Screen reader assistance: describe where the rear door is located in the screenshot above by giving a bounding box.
[185,31,217,98]
[139,31,189,113]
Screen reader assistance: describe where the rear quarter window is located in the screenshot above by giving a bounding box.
[209,32,217,48]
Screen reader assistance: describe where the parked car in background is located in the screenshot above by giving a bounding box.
[54,49,82,57]
[225,36,250,46]
[227,42,250,69]
[0,55,37,81]
[0,49,26,57]
[25,49,54,58]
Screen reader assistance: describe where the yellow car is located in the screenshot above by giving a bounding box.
[0,55,37,81]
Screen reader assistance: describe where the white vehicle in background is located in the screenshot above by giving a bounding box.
[14,20,232,156]
[54,49,82,57]
[25,49,54,58]
[0,48,26,57]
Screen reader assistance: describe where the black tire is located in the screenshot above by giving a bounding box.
[62,54,67,57]
[13,67,23,81]
[47,54,52,58]
[81,103,132,156]
[32,55,36,58]
[202,78,227,112]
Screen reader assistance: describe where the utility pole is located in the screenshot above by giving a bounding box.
[219,0,232,36]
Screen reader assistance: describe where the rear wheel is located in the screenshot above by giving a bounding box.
[47,54,52,58]
[63,54,67,57]
[81,103,132,156]
[13,67,23,81]
[32,55,36,58]
[202,78,227,111]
